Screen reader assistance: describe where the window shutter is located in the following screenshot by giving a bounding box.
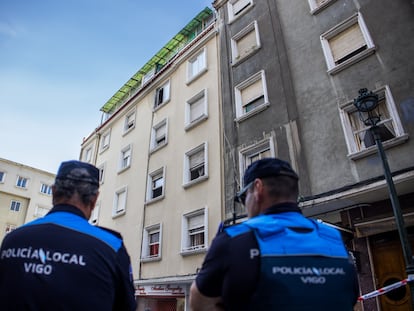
[189,150,204,169]
[190,96,204,122]
[233,0,250,15]
[329,23,366,63]
[156,124,166,140]
[241,79,263,106]
[188,214,204,230]
[117,191,126,211]
[237,30,256,58]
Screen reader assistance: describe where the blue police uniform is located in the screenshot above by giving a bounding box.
[194,203,359,310]
[0,204,137,311]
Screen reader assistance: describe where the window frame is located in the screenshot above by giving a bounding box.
[5,223,16,234]
[308,0,337,14]
[231,20,261,64]
[234,70,269,121]
[98,163,105,185]
[141,224,162,262]
[39,183,52,196]
[227,0,254,23]
[320,12,375,75]
[181,208,208,256]
[83,146,93,163]
[183,142,208,188]
[112,186,127,218]
[16,176,29,189]
[239,138,275,185]
[89,201,100,225]
[0,171,5,183]
[100,129,111,153]
[146,167,166,203]
[185,89,208,131]
[123,109,136,135]
[339,85,408,160]
[187,47,208,84]
[150,118,168,153]
[119,144,132,173]
[10,200,21,212]
[154,79,171,110]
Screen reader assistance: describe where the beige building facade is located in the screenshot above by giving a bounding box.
[80,8,222,311]
[0,158,55,242]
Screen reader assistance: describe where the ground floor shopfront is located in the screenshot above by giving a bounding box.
[135,278,193,311]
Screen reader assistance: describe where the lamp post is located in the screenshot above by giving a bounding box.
[354,88,414,306]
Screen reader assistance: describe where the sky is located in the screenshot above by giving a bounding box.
[0,0,212,173]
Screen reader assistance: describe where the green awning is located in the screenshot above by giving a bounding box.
[101,7,213,114]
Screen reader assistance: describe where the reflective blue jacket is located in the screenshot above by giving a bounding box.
[225,212,358,310]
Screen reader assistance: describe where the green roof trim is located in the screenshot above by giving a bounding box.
[101,7,214,114]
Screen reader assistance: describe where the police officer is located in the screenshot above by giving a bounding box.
[0,160,137,310]
[190,157,359,310]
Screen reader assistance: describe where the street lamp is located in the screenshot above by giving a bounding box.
[354,88,414,305]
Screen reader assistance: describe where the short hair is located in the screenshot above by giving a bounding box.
[53,178,98,206]
[261,175,298,201]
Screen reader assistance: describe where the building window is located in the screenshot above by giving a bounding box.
[231,20,261,64]
[239,139,275,182]
[16,176,28,189]
[98,163,105,185]
[84,146,93,163]
[5,224,16,234]
[187,47,207,84]
[0,171,5,183]
[228,0,253,22]
[113,186,127,217]
[146,167,165,202]
[185,89,208,130]
[308,0,337,14]
[40,183,52,195]
[142,224,162,261]
[100,130,111,152]
[89,201,100,225]
[142,67,155,85]
[124,109,136,134]
[235,70,269,120]
[10,200,21,212]
[339,85,407,159]
[181,208,208,255]
[34,206,50,218]
[150,119,168,152]
[119,145,132,172]
[184,143,208,187]
[320,12,375,74]
[154,80,170,109]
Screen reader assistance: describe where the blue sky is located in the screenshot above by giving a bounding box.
[0,0,212,173]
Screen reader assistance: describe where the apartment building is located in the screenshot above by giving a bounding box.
[213,0,414,310]
[0,158,55,242]
[79,8,221,311]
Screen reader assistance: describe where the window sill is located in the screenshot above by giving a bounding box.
[150,142,168,154]
[112,210,126,219]
[99,146,109,154]
[145,195,165,206]
[185,115,208,131]
[231,46,260,67]
[235,102,270,123]
[180,247,207,257]
[327,47,376,75]
[348,134,409,160]
[186,68,208,86]
[141,256,161,263]
[122,125,135,137]
[183,175,208,189]
[117,166,131,174]
[310,0,337,15]
[153,99,170,112]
